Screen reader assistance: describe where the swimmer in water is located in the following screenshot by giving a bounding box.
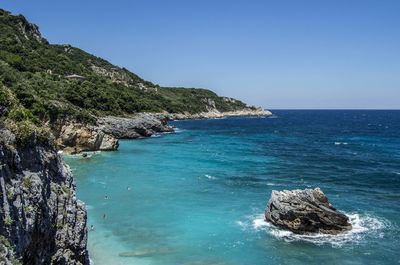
[103,214,106,219]
[90,225,95,231]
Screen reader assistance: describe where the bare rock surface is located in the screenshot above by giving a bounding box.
[99,113,174,139]
[265,188,352,234]
[169,108,272,120]
[55,122,119,153]
[0,127,89,264]
[54,113,173,153]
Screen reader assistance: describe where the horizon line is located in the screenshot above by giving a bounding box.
[266,108,400,110]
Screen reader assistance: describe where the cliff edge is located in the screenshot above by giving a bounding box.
[0,128,89,264]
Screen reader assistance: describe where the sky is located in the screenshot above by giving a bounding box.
[2,0,400,109]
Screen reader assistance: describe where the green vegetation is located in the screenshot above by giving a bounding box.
[61,186,71,195]
[0,84,49,145]
[22,178,33,189]
[0,235,21,265]
[4,216,12,226]
[0,8,251,136]
[5,187,13,200]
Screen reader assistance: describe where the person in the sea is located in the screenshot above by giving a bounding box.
[103,213,106,219]
[90,225,95,231]
[104,195,108,199]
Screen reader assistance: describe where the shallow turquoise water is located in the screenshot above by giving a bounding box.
[65,110,400,265]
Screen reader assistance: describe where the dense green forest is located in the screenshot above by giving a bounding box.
[0,8,251,131]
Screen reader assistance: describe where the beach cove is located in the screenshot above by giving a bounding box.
[64,110,400,265]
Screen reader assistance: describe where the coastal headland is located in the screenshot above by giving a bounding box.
[0,9,270,264]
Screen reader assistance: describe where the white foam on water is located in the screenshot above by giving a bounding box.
[174,128,186,133]
[334,142,349,145]
[238,213,388,247]
[204,174,217,180]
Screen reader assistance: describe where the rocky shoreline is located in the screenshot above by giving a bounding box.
[169,107,271,120]
[56,108,271,154]
[0,108,270,264]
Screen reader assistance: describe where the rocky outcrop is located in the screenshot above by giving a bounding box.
[265,188,352,235]
[99,113,174,139]
[0,128,89,264]
[54,113,173,153]
[55,122,119,154]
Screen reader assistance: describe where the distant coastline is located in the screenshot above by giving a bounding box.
[58,108,272,154]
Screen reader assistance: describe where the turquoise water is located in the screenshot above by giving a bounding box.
[64,110,400,265]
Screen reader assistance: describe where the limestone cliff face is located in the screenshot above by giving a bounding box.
[54,122,119,154]
[54,114,174,153]
[0,128,89,264]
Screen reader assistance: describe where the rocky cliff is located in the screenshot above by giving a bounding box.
[54,113,174,153]
[0,127,89,264]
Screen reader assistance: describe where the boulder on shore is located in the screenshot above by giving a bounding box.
[265,188,352,234]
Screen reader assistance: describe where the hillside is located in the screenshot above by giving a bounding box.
[0,9,256,128]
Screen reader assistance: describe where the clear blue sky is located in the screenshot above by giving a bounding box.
[2,0,400,109]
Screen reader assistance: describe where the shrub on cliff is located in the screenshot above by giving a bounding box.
[0,85,49,146]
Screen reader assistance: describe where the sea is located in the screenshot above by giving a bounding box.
[63,110,400,265]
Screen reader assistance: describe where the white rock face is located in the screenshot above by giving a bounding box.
[56,123,119,153]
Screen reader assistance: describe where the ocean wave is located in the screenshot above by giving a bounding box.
[204,174,217,180]
[174,128,186,133]
[334,142,349,145]
[237,213,388,247]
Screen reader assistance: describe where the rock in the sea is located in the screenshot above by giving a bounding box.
[265,188,352,234]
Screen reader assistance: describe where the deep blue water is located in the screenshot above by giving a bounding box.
[65,110,400,265]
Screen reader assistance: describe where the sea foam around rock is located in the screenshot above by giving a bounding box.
[237,213,388,247]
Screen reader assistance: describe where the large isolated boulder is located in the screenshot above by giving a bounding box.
[265,188,352,234]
